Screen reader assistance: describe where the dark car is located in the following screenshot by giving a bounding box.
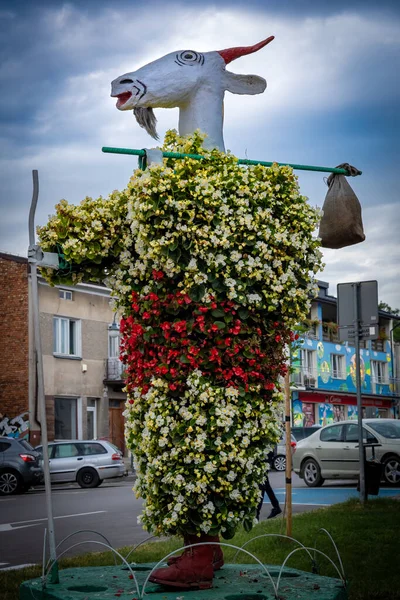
[0,437,43,495]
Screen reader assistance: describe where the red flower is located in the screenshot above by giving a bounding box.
[152,269,164,280]
[142,312,151,320]
[275,335,281,342]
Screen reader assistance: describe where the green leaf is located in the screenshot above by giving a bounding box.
[221,526,236,540]
[179,354,190,364]
[238,308,249,320]
[214,321,226,330]
[243,518,253,533]
[211,309,225,318]
[188,284,206,302]
[169,240,179,251]
[211,279,225,292]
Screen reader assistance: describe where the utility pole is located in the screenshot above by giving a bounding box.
[28,170,60,583]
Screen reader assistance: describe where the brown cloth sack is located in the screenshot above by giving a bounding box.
[318,163,365,249]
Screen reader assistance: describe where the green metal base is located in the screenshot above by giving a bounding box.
[20,563,347,600]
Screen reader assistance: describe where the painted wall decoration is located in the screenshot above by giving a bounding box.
[111,37,274,151]
[292,400,316,427]
[319,403,334,426]
[294,331,392,397]
[0,412,29,439]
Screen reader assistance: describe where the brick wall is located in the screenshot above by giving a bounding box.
[0,254,29,420]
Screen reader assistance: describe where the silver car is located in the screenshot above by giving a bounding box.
[293,419,400,487]
[270,433,297,471]
[36,440,126,488]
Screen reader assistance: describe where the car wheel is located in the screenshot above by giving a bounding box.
[76,468,100,489]
[383,456,400,486]
[302,458,325,487]
[273,455,286,472]
[0,470,22,495]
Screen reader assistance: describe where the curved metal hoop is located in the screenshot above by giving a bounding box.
[124,534,160,563]
[141,542,278,599]
[276,546,346,594]
[313,528,346,581]
[45,540,140,598]
[232,533,315,564]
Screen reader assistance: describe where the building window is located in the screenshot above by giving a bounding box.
[371,360,388,385]
[59,289,73,300]
[53,317,81,357]
[301,349,317,387]
[108,332,120,359]
[331,354,345,379]
[55,398,77,439]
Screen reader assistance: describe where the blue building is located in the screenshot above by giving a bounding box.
[290,281,400,427]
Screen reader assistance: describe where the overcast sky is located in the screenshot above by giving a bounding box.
[1,0,399,307]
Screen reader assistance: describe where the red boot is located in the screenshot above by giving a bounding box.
[167,535,224,571]
[149,534,223,590]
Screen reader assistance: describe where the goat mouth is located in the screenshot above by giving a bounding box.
[115,92,132,108]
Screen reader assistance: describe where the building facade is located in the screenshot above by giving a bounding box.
[290,281,400,427]
[0,253,127,452]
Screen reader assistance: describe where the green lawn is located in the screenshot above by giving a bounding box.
[2,498,400,600]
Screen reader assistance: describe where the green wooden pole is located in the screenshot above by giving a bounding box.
[102,146,361,176]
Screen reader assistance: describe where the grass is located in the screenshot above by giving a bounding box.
[2,497,400,600]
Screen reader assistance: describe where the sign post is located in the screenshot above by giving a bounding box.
[337,281,379,504]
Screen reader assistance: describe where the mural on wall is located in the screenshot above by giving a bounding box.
[319,403,334,425]
[0,412,30,439]
[349,354,366,387]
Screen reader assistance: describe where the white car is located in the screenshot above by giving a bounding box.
[293,419,400,487]
[36,440,126,488]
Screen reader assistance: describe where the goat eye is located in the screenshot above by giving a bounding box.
[120,78,133,84]
[175,51,204,66]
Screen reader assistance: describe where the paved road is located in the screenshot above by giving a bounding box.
[1,471,399,570]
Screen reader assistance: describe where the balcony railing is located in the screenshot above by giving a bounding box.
[291,367,318,388]
[106,358,125,381]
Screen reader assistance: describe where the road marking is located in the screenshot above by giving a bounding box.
[0,563,37,571]
[0,510,107,532]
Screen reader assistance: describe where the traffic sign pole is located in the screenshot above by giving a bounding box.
[353,283,366,503]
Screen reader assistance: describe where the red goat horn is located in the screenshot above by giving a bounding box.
[218,36,275,65]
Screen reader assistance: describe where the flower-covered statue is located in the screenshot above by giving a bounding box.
[38,37,323,591]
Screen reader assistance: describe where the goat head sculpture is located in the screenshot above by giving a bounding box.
[111,36,274,151]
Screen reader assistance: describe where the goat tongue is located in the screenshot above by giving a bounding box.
[116,92,132,108]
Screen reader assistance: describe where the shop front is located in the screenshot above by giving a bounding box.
[292,391,394,427]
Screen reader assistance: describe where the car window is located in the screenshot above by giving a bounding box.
[53,443,81,458]
[344,424,359,442]
[79,442,107,456]
[366,421,400,439]
[320,424,344,442]
[344,424,378,444]
[0,441,11,452]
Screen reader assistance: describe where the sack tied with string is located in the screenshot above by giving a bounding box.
[318,163,365,249]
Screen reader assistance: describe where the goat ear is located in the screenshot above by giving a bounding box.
[224,72,266,95]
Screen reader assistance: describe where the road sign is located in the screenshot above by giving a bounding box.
[339,324,379,342]
[337,281,378,328]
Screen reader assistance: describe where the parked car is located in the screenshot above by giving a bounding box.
[293,419,400,487]
[291,425,322,442]
[35,440,126,488]
[269,433,297,471]
[0,437,43,495]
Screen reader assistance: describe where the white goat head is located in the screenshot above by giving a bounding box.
[111,36,274,150]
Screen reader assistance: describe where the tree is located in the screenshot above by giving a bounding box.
[379,302,400,342]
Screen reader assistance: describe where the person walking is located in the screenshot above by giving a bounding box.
[256,452,282,521]
[256,471,282,521]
